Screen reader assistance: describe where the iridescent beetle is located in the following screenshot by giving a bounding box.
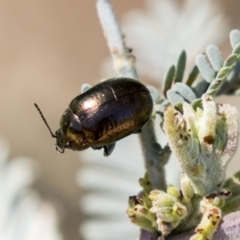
[35,78,153,156]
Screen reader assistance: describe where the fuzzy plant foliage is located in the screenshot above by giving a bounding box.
[95,0,240,239]
[126,29,240,240]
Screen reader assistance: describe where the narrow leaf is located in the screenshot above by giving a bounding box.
[186,65,199,86]
[230,29,240,49]
[175,50,186,83]
[196,54,215,83]
[171,82,196,103]
[163,65,175,98]
[206,45,223,71]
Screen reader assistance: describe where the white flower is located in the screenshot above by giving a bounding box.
[0,137,62,240]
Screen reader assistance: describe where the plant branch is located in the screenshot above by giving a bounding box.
[96,0,137,78]
[96,0,167,190]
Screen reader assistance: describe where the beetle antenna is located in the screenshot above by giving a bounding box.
[34,103,56,138]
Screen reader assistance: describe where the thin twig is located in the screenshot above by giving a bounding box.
[96,0,137,78]
[96,0,167,190]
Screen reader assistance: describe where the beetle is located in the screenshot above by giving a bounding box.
[34,77,153,156]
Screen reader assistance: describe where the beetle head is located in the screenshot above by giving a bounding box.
[55,129,67,153]
[34,103,89,153]
[59,108,90,152]
[34,103,69,153]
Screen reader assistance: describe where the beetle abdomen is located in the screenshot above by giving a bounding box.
[69,78,153,147]
[92,91,152,147]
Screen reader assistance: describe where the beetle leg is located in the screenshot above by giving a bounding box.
[91,146,102,150]
[133,129,142,134]
[103,142,116,156]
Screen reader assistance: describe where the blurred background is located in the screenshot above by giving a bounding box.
[1,0,240,239]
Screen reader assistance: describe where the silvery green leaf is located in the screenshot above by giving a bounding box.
[206,45,223,71]
[206,67,231,96]
[216,67,231,79]
[196,54,215,82]
[171,82,196,103]
[163,65,175,97]
[224,54,237,68]
[81,83,92,93]
[233,43,240,55]
[175,50,186,83]
[186,65,199,86]
[191,98,202,110]
[230,29,240,49]
[147,85,161,103]
[166,89,185,105]
[192,79,209,98]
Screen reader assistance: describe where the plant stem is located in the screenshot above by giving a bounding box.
[96,0,167,190]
